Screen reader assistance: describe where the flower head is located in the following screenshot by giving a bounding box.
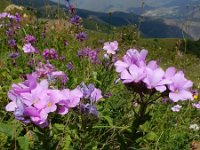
[103,41,118,54]
[22,43,36,53]
[171,105,182,112]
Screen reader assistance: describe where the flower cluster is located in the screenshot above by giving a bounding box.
[22,43,37,53]
[32,62,68,85]
[23,34,37,44]
[103,41,118,55]
[114,49,193,103]
[5,74,83,128]
[0,12,21,22]
[42,48,58,60]
[22,34,38,54]
[76,32,87,42]
[70,15,81,26]
[1,13,21,51]
[78,82,103,117]
[78,47,99,63]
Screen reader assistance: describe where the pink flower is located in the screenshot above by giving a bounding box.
[103,41,118,54]
[22,43,36,53]
[193,103,200,109]
[120,64,146,83]
[57,88,83,115]
[143,67,171,92]
[168,71,193,102]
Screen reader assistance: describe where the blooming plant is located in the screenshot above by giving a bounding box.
[0,1,200,149]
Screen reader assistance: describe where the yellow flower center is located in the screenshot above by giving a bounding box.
[194,95,198,100]
[47,102,52,107]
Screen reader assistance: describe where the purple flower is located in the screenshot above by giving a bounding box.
[90,88,103,103]
[64,40,69,46]
[143,67,171,92]
[103,41,118,55]
[121,64,146,83]
[42,48,58,60]
[57,88,83,115]
[70,15,81,26]
[104,92,112,99]
[60,56,66,61]
[6,28,13,37]
[114,49,148,73]
[14,13,21,22]
[78,82,103,102]
[50,71,69,85]
[76,32,87,42]
[80,103,98,117]
[24,34,36,44]
[168,71,193,102]
[68,4,76,14]
[22,43,36,53]
[171,105,182,112]
[193,103,200,109]
[8,39,16,48]
[66,62,74,71]
[9,52,19,59]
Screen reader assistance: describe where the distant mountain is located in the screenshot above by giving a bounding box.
[10,0,56,8]
[75,9,190,38]
[9,0,192,39]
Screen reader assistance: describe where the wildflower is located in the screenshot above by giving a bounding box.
[8,39,16,48]
[76,32,87,42]
[193,103,200,109]
[42,48,58,60]
[103,54,109,60]
[22,43,36,53]
[34,62,55,78]
[103,41,118,54]
[168,71,193,102]
[78,82,103,102]
[143,67,171,92]
[14,13,21,22]
[70,15,81,26]
[90,88,103,102]
[9,52,19,59]
[50,71,69,85]
[114,49,148,73]
[171,105,182,112]
[6,28,13,37]
[104,92,112,99]
[64,40,69,46]
[189,124,200,131]
[80,103,98,117]
[192,90,198,100]
[121,64,146,83]
[60,56,66,61]
[57,88,83,115]
[78,47,99,63]
[24,34,36,44]
[66,62,74,71]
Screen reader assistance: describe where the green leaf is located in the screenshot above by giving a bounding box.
[18,135,29,150]
[54,123,65,131]
[0,123,15,137]
[62,134,72,150]
[145,132,158,141]
[102,115,113,126]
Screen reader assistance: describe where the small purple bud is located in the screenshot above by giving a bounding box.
[66,62,74,71]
